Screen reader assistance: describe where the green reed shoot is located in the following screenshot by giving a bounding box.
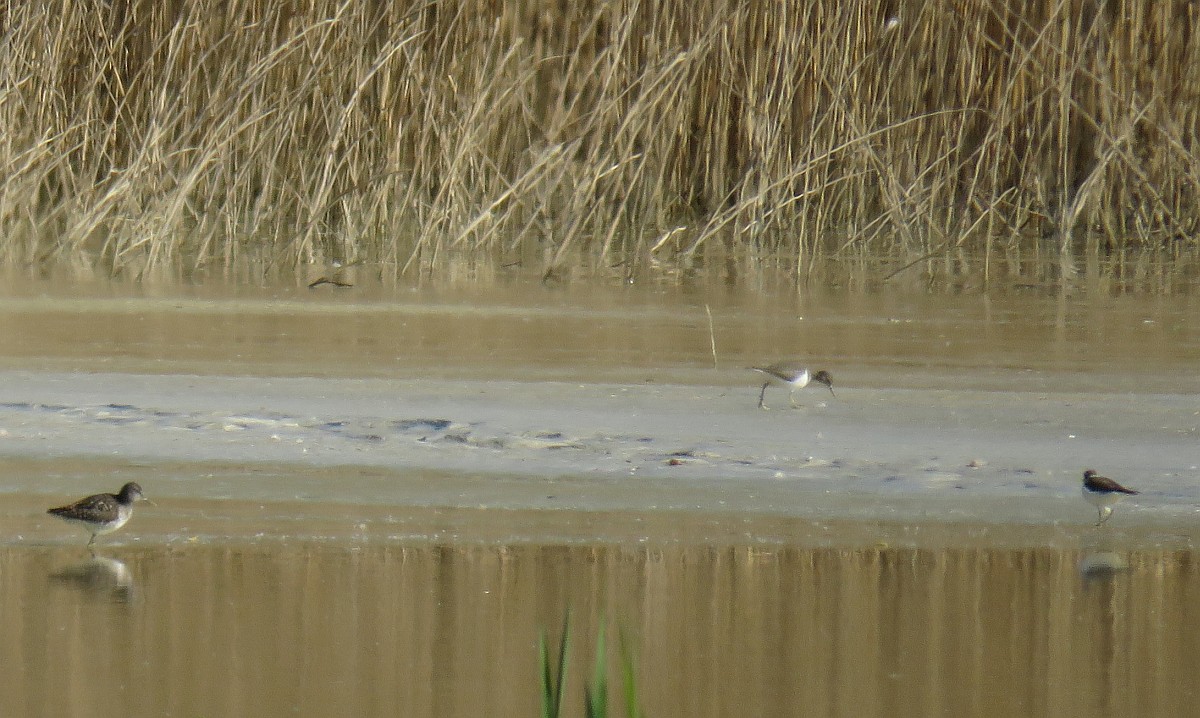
[539,613,643,718]
[584,616,607,718]
[539,611,571,718]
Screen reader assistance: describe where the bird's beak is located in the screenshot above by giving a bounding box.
[826,385,836,398]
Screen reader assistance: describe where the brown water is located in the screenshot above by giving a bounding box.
[0,275,1197,391]
[4,532,1197,718]
[1,275,1198,717]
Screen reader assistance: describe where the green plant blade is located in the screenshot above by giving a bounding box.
[586,616,608,718]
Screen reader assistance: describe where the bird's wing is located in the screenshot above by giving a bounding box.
[1091,476,1139,495]
[48,494,119,521]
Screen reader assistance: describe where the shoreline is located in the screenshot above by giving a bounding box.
[13,493,1199,552]
[4,455,1196,551]
[0,369,1195,549]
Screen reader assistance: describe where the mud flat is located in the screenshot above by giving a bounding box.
[0,370,1195,544]
[0,280,1196,538]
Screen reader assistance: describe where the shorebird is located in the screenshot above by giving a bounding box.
[47,482,147,546]
[750,364,835,410]
[1082,469,1138,526]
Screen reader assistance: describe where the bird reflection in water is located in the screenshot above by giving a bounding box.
[49,554,134,603]
[1079,551,1129,580]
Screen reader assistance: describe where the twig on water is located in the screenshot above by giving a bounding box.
[705,304,718,369]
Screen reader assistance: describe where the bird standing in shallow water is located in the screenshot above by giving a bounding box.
[750,364,835,410]
[1081,469,1138,526]
[47,482,147,546]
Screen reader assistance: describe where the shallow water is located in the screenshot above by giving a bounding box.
[1,276,1198,716]
[4,533,1197,717]
[1,275,1198,391]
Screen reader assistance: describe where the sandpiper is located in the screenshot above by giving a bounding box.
[47,482,147,546]
[1082,469,1138,526]
[750,364,835,410]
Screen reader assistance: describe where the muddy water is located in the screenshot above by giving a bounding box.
[1,276,1199,716]
[4,536,1198,717]
[0,276,1197,391]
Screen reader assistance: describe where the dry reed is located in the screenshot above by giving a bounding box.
[1,0,1198,290]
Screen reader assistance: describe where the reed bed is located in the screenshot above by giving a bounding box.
[2,0,1198,289]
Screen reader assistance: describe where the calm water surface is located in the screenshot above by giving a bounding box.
[2,534,1196,717]
[0,276,1197,717]
[0,274,1196,391]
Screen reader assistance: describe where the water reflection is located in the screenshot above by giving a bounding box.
[48,554,134,603]
[1079,532,1136,579]
[1079,551,1130,578]
[2,540,1196,717]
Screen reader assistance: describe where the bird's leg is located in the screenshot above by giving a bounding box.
[758,384,770,410]
[87,534,96,547]
[789,391,801,408]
